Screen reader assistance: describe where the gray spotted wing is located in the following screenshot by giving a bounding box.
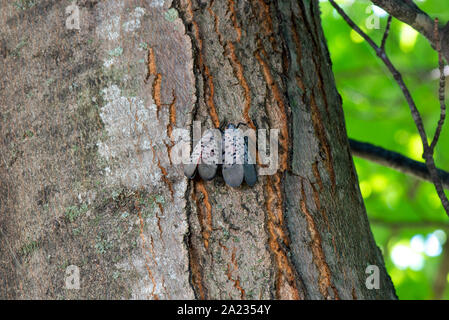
[198,130,220,181]
[184,130,215,179]
[222,126,244,188]
[223,164,244,188]
[198,164,217,180]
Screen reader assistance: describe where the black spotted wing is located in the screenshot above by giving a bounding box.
[222,125,245,188]
[243,135,257,187]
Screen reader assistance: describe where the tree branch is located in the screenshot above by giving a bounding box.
[371,0,449,63]
[369,217,449,230]
[349,139,449,190]
[329,0,449,216]
[371,0,434,41]
[430,19,447,152]
[381,15,392,50]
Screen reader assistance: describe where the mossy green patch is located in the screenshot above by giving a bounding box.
[108,47,123,57]
[13,0,36,10]
[20,239,39,256]
[164,8,178,22]
[64,204,88,223]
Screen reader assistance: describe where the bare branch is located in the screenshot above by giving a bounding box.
[371,0,449,63]
[430,18,447,152]
[349,139,449,190]
[369,218,449,230]
[330,1,380,54]
[381,15,392,50]
[329,0,449,216]
[371,0,435,41]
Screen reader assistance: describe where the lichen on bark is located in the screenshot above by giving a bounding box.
[0,0,396,300]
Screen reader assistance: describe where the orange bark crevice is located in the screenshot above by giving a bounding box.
[352,287,358,300]
[265,175,301,299]
[156,202,165,241]
[208,5,224,46]
[309,172,340,261]
[255,44,289,172]
[145,46,157,83]
[312,162,324,191]
[135,194,159,300]
[226,247,246,299]
[300,181,339,300]
[138,109,172,198]
[140,116,174,201]
[155,149,174,199]
[168,93,177,136]
[193,181,213,250]
[204,65,220,128]
[310,181,330,232]
[218,241,229,252]
[145,46,163,119]
[310,178,338,260]
[166,92,177,166]
[228,0,242,42]
[257,0,273,34]
[253,0,277,49]
[152,73,163,119]
[255,38,298,298]
[187,0,220,128]
[188,245,206,299]
[226,41,255,129]
[296,75,305,93]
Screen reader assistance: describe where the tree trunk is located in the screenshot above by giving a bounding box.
[0,0,397,299]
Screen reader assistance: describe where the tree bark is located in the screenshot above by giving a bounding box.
[0,0,396,299]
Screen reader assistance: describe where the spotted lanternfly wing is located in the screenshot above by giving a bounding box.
[222,163,244,188]
[183,138,201,179]
[222,125,245,188]
[183,130,219,180]
[197,130,220,180]
[185,124,257,187]
[243,135,257,187]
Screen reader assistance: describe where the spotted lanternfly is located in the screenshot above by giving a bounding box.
[183,129,220,181]
[183,124,257,188]
[222,124,258,188]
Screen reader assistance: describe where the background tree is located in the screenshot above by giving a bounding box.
[322,0,449,299]
[1,0,446,300]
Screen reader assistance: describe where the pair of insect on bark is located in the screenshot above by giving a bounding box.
[183,123,258,188]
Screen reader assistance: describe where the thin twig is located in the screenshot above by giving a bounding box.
[381,15,393,50]
[329,0,449,216]
[430,18,447,152]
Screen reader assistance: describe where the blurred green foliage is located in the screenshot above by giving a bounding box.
[320,0,449,299]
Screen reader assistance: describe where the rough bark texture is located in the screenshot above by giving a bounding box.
[0,0,396,299]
